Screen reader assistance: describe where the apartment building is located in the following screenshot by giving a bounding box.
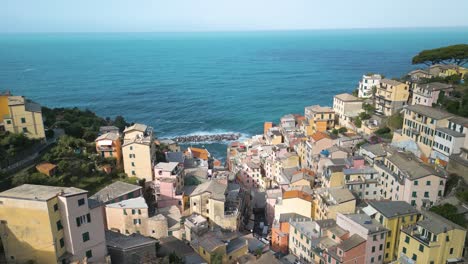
[375,79,409,116]
[189,181,244,231]
[333,93,363,129]
[105,197,148,236]
[336,213,387,264]
[304,105,336,133]
[271,213,310,254]
[274,190,313,220]
[433,116,468,164]
[364,200,419,263]
[3,95,45,139]
[122,123,156,182]
[411,82,453,107]
[358,74,382,98]
[400,104,454,160]
[0,184,107,263]
[398,211,466,264]
[374,149,446,209]
[313,188,356,220]
[154,162,184,208]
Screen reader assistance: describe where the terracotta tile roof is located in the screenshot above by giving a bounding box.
[35,162,57,172]
[282,190,313,202]
[311,132,330,141]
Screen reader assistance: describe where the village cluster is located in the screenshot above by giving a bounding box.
[0,63,467,264]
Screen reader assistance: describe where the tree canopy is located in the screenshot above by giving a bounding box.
[412,44,468,66]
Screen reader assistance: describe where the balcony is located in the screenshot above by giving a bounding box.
[97,145,114,152]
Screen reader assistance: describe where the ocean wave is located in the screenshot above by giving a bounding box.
[23,68,36,72]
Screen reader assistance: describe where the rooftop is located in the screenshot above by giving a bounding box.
[155,162,180,172]
[417,211,466,234]
[339,234,366,252]
[381,78,404,87]
[360,143,387,157]
[106,197,148,209]
[416,82,452,91]
[335,93,361,102]
[436,127,465,138]
[311,132,331,141]
[290,220,319,238]
[279,213,311,223]
[345,214,386,234]
[449,116,468,127]
[95,132,119,141]
[105,230,156,250]
[305,105,334,113]
[90,181,141,204]
[0,184,87,201]
[367,200,419,218]
[190,180,227,201]
[405,104,453,120]
[386,150,445,180]
[327,188,355,204]
[35,162,57,172]
[283,190,313,202]
[123,123,148,133]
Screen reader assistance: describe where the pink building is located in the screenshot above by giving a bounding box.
[266,189,282,226]
[154,162,184,209]
[324,234,366,264]
[336,213,387,264]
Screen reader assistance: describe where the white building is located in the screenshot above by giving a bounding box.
[432,116,468,162]
[358,74,382,98]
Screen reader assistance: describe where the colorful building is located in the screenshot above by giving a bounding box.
[411,82,453,107]
[154,162,185,208]
[313,188,356,220]
[333,93,363,129]
[271,213,310,254]
[304,105,336,133]
[0,184,107,263]
[358,74,382,98]
[95,132,122,166]
[122,123,156,182]
[398,211,466,264]
[364,200,419,263]
[3,95,46,139]
[375,79,409,116]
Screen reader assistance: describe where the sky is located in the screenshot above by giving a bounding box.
[2,0,468,32]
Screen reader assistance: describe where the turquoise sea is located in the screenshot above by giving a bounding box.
[1,28,468,159]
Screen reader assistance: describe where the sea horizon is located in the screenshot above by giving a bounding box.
[1,28,468,159]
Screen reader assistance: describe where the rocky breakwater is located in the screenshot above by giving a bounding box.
[172,133,241,143]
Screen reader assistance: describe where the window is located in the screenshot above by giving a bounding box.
[132,209,136,215]
[76,217,81,227]
[438,190,442,196]
[414,180,418,186]
[419,244,424,252]
[21,117,26,123]
[412,254,417,261]
[54,203,59,211]
[130,146,133,150]
[385,253,389,259]
[86,213,91,223]
[381,233,385,239]
[371,257,374,263]
[412,191,417,198]
[387,242,390,248]
[379,244,383,250]
[57,220,63,230]
[405,236,410,243]
[373,235,377,241]
[86,250,93,259]
[424,192,429,198]
[82,232,90,242]
[6,120,11,124]
[446,236,450,242]
[411,200,416,206]
[78,198,85,206]
[132,170,136,176]
[124,209,127,215]
[22,127,28,133]
[388,231,392,237]
[378,255,382,261]
[372,246,375,253]
[60,238,65,248]
[450,248,454,254]
[403,247,407,254]
[440,180,444,185]
[138,209,141,215]
[133,219,139,225]
[131,162,135,167]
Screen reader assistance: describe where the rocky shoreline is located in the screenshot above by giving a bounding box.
[171,133,241,143]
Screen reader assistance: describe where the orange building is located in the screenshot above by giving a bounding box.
[271,213,310,254]
[95,132,122,166]
[188,147,210,160]
[264,122,273,135]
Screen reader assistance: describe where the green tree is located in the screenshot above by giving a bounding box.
[430,203,466,227]
[354,117,362,128]
[113,115,129,132]
[412,44,468,66]
[386,113,404,130]
[338,127,348,134]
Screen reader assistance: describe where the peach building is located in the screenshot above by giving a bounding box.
[154,162,184,209]
[323,233,366,264]
[122,123,156,182]
[274,190,313,220]
[95,132,122,166]
[106,197,149,236]
[375,79,409,116]
[304,105,336,133]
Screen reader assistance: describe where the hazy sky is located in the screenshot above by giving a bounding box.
[2,0,468,32]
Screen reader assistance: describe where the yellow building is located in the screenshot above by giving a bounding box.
[3,95,45,139]
[0,91,10,122]
[313,188,356,220]
[0,184,108,264]
[122,123,156,181]
[197,233,248,264]
[274,190,313,220]
[366,200,419,263]
[400,104,453,160]
[375,79,409,116]
[322,164,346,188]
[398,211,466,264]
[304,105,335,133]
